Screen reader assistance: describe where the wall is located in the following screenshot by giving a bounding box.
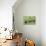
[13,0,41,46]
[41,0,46,46]
[0,0,16,30]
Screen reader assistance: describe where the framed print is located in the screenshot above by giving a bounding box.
[23,16,36,25]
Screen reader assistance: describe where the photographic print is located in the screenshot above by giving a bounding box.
[23,16,36,25]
